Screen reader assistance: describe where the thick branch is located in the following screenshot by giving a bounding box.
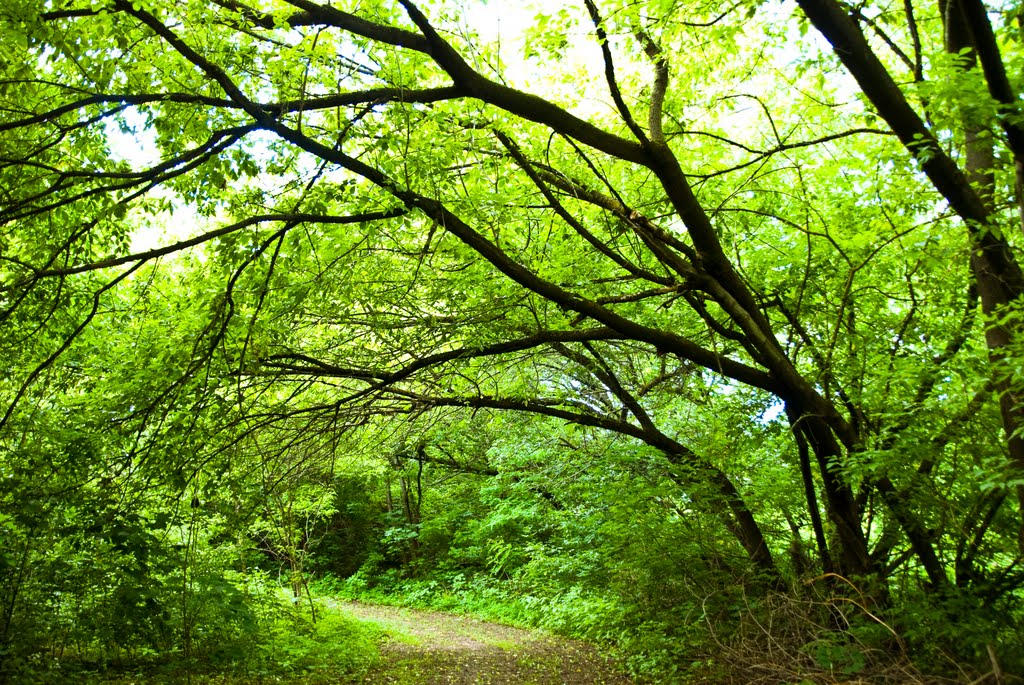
[387,0,648,164]
[263,327,627,392]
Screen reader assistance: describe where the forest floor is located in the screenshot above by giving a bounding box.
[341,601,635,685]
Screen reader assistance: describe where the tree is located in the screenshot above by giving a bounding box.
[1,0,1023,632]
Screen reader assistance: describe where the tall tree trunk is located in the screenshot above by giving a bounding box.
[943,0,1024,548]
[795,411,872,577]
[786,405,833,575]
[795,0,1024,557]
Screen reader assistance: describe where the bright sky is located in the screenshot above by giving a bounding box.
[111,0,822,255]
[114,0,581,253]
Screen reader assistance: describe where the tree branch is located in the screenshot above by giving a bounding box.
[583,0,647,142]
[2,209,406,288]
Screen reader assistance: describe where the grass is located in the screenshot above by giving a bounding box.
[61,597,386,685]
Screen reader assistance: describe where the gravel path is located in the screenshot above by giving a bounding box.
[342,602,635,685]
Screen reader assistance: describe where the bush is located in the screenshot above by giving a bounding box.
[250,601,381,683]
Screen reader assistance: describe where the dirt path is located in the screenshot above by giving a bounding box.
[341,601,635,685]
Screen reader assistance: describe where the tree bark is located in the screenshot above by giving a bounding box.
[943,0,1024,548]
[798,0,1024,555]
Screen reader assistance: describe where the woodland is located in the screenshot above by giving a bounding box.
[1,0,1024,682]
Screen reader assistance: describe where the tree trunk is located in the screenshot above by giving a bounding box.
[943,0,1024,548]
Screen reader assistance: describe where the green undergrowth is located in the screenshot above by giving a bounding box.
[243,599,383,684]
[19,591,384,685]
